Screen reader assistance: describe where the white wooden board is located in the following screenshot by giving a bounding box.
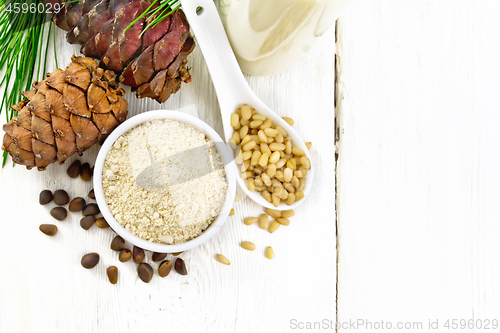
[336,0,500,332]
[0,18,336,332]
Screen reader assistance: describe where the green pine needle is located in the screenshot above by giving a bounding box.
[125,0,180,35]
[0,0,55,167]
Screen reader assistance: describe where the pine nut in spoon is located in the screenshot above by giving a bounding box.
[180,0,314,210]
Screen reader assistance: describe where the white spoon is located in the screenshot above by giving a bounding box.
[180,0,314,210]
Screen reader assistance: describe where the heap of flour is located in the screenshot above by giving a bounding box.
[102,119,228,244]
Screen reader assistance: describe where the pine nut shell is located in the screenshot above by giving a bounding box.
[106,266,118,284]
[39,224,57,236]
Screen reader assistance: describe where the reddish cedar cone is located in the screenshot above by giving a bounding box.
[43,0,195,103]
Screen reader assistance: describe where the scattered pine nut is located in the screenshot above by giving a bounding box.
[265,208,281,218]
[269,221,280,233]
[235,193,242,202]
[265,247,274,259]
[229,209,235,216]
[259,214,269,230]
[240,241,256,251]
[244,217,259,225]
[305,142,312,150]
[216,254,230,265]
[282,117,294,126]
[276,218,290,225]
[282,209,295,218]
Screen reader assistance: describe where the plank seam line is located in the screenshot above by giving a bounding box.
[334,18,344,333]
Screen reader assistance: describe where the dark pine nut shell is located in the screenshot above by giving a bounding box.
[80,163,92,181]
[118,249,131,262]
[95,217,109,228]
[53,189,70,205]
[132,246,145,264]
[137,263,153,283]
[69,197,86,212]
[66,160,81,178]
[50,207,67,221]
[107,266,118,284]
[174,258,187,275]
[152,252,168,262]
[88,189,95,199]
[110,236,125,251]
[39,190,53,205]
[158,260,172,277]
[80,215,96,230]
[39,224,57,236]
[82,203,100,216]
[81,253,99,269]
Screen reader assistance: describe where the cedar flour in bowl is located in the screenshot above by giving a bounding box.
[94,111,236,252]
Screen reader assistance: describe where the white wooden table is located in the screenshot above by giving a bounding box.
[337,0,500,332]
[2,1,500,332]
[0,9,335,333]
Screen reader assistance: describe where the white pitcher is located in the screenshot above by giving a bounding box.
[216,0,351,75]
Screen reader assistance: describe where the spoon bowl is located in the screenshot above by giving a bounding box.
[181,0,314,209]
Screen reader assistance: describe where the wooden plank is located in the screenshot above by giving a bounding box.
[0,21,336,332]
[336,0,500,331]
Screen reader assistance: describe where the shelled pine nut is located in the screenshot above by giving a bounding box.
[240,242,256,251]
[265,247,274,259]
[231,104,310,206]
[231,113,240,128]
[244,217,258,225]
[282,117,294,126]
[265,208,281,218]
[259,214,269,230]
[216,254,230,265]
[269,221,280,233]
[276,217,290,225]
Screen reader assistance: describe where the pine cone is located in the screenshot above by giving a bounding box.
[45,0,195,103]
[2,56,128,171]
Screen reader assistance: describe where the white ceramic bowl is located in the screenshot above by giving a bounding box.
[93,110,237,253]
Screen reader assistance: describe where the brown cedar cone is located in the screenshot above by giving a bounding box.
[43,0,195,103]
[2,56,128,171]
